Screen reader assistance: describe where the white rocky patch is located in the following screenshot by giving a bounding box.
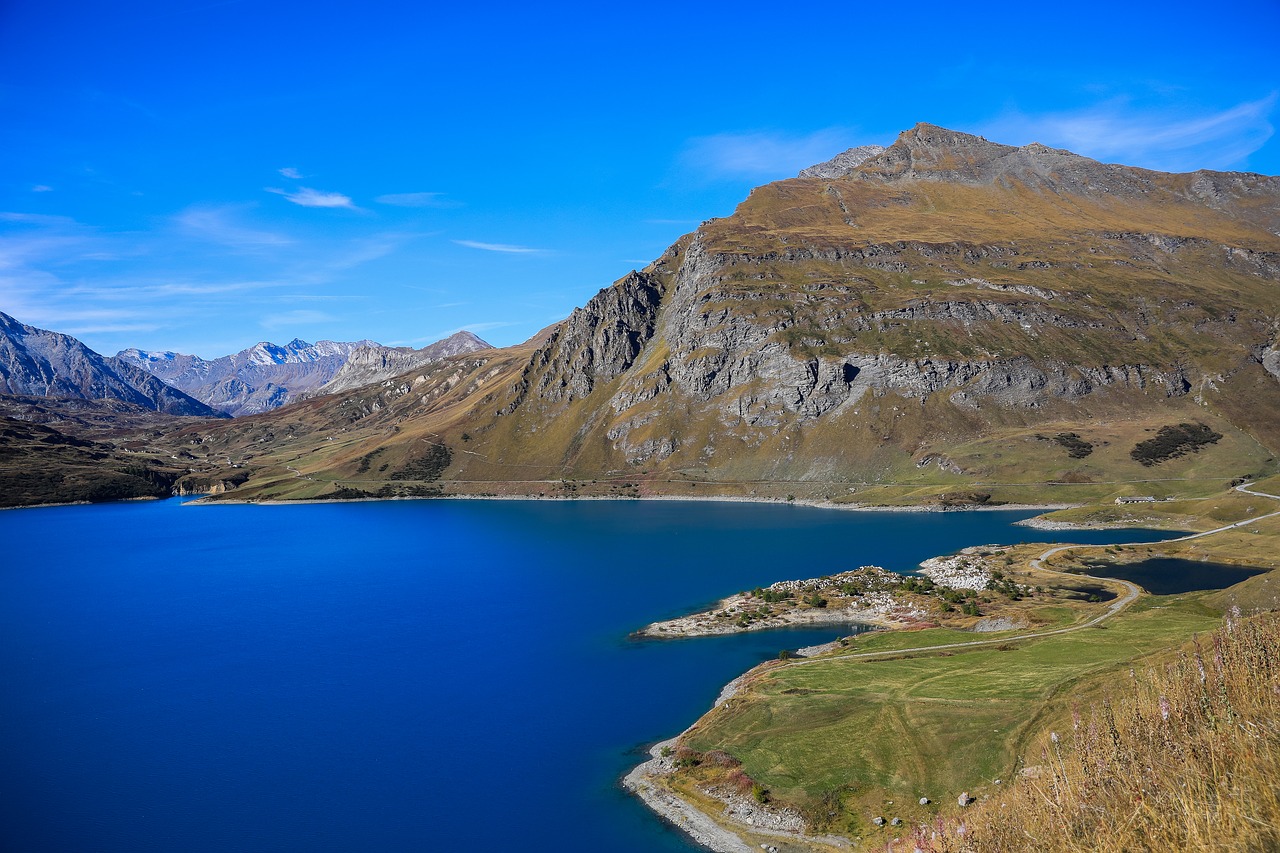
[917,550,994,590]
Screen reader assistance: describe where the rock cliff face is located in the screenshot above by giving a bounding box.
[0,312,223,417]
[505,270,667,412]
[312,331,491,397]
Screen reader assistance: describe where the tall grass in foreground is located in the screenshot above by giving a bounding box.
[917,610,1280,852]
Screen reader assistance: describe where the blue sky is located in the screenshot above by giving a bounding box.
[2,0,1277,358]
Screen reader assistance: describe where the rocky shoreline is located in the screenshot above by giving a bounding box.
[622,674,850,853]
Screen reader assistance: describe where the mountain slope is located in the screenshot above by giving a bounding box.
[182,123,1280,503]
[310,331,493,397]
[0,311,223,417]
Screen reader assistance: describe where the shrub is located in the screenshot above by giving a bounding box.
[1130,423,1222,466]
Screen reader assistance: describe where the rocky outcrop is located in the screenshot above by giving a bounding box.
[1259,343,1280,383]
[503,270,666,411]
[798,144,886,178]
[312,331,491,397]
[0,311,223,417]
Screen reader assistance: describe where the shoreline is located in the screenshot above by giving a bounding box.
[621,674,785,853]
[188,489,1079,516]
[622,666,857,852]
[0,495,162,512]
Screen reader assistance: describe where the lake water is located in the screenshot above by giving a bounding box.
[1080,556,1267,595]
[0,498,1177,852]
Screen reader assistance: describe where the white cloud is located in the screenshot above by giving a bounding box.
[265,186,355,209]
[980,95,1277,173]
[452,239,544,254]
[680,128,859,181]
[375,192,459,208]
[278,167,303,179]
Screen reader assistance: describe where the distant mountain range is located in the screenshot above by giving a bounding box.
[116,332,491,416]
[116,338,377,416]
[0,311,222,418]
[1,308,493,421]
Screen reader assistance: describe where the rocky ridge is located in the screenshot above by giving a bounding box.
[797,144,886,178]
[0,311,222,417]
[311,331,492,397]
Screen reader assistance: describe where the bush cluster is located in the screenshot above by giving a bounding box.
[1130,422,1222,467]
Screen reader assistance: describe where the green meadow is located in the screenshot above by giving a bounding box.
[680,595,1223,838]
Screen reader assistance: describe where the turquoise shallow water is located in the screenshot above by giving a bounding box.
[0,497,1176,852]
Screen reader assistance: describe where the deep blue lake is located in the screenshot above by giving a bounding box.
[0,498,1177,852]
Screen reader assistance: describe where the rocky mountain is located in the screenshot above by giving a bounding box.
[310,331,492,397]
[117,338,378,416]
[85,123,1280,504]
[0,311,223,417]
[797,144,885,178]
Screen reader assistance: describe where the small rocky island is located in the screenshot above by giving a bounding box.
[637,546,1054,639]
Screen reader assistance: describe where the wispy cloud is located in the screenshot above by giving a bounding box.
[980,95,1277,172]
[63,321,162,335]
[680,128,858,181]
[175,205,293,248]
[0,211,78,226]
[265,186,356,209]
[260,309,337,329]
[375,192,459,208]
[0,204,419,357]
[31,185,53,192]
[452,239,545,254]
[278,166,303,179]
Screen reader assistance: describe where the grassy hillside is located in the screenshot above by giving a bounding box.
[675,596,1221,842]
[936,611,1280,852]
[659,479,1280,850]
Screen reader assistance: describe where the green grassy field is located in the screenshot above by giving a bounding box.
[679,596,1223,840]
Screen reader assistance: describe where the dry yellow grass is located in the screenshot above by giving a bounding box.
[912,611,1280,852]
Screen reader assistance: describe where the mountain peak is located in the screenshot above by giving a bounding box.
[853,123,1018,182]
